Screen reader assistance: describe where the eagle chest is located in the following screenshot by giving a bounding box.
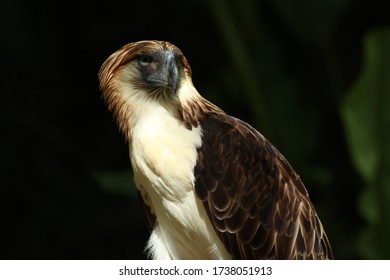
[129,110,202,200]
[128,112,230,259]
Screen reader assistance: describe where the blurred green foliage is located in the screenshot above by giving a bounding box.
[341,28,390,259]
[94,170,136,196]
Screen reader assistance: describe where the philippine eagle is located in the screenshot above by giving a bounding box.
[98,40,333,260]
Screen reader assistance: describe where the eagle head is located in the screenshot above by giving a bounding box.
[98,40,200,136]
[99,40,192,100]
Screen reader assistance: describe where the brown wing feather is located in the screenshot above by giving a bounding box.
[194,112,333,259]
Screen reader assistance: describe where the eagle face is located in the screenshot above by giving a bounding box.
[134,50,180,94]
[100,41,192,104]
[99,41,199,136]
[99,40,333,260]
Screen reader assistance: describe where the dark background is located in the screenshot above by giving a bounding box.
[1,0,390,259]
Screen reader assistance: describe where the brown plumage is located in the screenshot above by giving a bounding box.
[194,112,333,259]
[98,40,333,259]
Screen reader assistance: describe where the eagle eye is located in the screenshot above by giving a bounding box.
[137,55,153,68]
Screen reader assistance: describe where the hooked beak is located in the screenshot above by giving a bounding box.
[146,51,179,93]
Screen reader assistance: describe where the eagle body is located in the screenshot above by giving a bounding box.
[98,40,333,260]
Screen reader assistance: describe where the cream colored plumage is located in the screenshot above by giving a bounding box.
[129,100,228,259]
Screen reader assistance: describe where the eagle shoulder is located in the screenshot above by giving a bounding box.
[194,112,333,259]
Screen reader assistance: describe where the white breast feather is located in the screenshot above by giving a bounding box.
[129,100,230,260]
